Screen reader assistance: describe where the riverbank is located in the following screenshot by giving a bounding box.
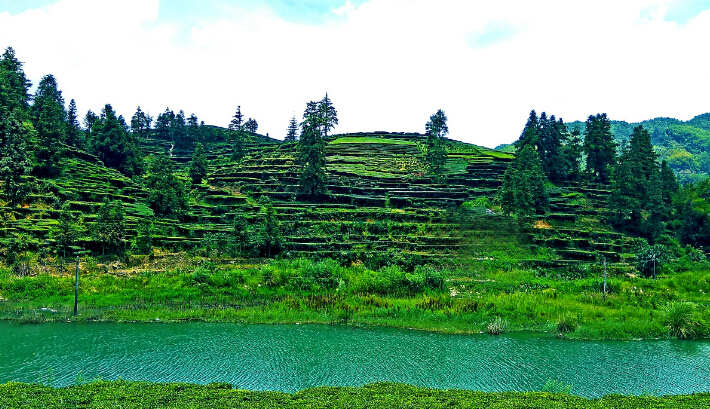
[1,381,709,408]
[1,257,709,340]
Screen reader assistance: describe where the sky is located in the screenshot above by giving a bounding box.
[1,0,709,148]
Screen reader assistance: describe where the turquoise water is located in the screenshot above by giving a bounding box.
[1,322,709,397]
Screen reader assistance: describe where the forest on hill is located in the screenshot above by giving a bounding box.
[1,46,710,340]
[2,42,710,266]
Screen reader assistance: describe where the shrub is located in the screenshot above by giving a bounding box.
[556,312,579,334]
[663,302,702,339]
[541,379,573,394]
[487,316,509,335]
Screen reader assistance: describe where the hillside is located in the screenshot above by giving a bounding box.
[0,128,640,272]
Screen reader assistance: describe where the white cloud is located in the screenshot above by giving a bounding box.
[333,1,356,16]
[1,0,708,147]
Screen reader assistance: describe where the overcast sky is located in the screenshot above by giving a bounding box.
[1,0,709,147]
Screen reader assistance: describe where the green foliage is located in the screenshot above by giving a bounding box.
[133,218,153,255]
[130,106,152,141]
[610,126,667,241]
[1,381,709,408]
[89,104,144,178]
[50,202,83,258]
[486,316,509,335]
[583,113,617,183]
[499,145,549,217]
[541,379,573,395]
[298,100,327,197]
[663,302,702,339]
[516,110,540,152]
[424,109,448,173]
[556,312,579,334]
[319,93,338,137]
[228,106,244,131]
[673,179,710,247]
[0,109,34,205]
[188,142,208,184]
[0,47,32,115]
[634,244,669,279]
[255,197,283,257]
[285,114,298,142]
[5,233,32,276]
[94,198,126,255]
[32,74,66,176]
[145,154,188,219]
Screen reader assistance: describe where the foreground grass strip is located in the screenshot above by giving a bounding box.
[1,382,709,409]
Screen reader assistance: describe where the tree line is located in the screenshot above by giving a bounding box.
[500,109,709,249]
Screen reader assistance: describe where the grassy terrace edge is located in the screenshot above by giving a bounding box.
[2,256,709,341]
[1,381,709,408]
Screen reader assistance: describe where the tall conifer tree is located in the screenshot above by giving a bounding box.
[425,109,449,173]
[298,101,327,197]
[286,114,298,142]
[32,74,66,175]
[319,93,338,137]
[583,113,616,183]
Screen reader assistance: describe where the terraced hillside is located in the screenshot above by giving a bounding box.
[0,130,637,270]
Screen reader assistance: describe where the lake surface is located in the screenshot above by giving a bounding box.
[1,322,709,397]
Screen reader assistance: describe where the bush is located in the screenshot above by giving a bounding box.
[663,302,702,339]
[487,316,509,335]
[294,259,341,291]
[556,312,579,334]
[541,379,573,394]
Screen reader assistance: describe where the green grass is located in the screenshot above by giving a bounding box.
[330,137,417,145]
[1,257,708,340]
[1,381,708,408]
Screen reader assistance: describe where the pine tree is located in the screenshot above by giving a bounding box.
[544,116,567,184]
[659,160,679,209]
[0,109,34,205]
[286,114,298,142]
[516,110,540,153]
[319,93,338,137]
[187,113,201,144]
[583,113,617,183]
[93,104,144,177]
[229,106,244,131]
[298,101,327,197]
[83,110,98,133]
[172,110,188,149]
[610,126,663,240]
[154,108,172,140]
[499,145,548,217]
[130,106,152,141]
[188,142,208,184]
[32,74,66,176]
[562,126,583,182]
[537,111,551,168]
[66,99,83,148]
[425,109,449,173]
[0,47,32,116]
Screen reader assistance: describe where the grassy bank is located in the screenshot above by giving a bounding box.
[1,255,708,340]
[1,381,709,408]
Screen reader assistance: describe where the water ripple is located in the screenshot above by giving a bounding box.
[1,322,709,398]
